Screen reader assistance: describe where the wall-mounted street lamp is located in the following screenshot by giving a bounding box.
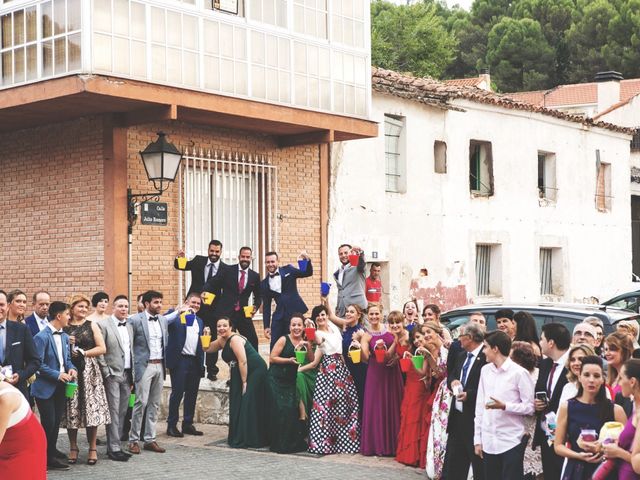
[127,131,182,229]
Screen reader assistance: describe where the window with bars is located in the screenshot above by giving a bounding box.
[475,243,501,297]
[469,140,493,196]
[540,248,553,295]
[384,114,405,193]
[632,129,640,151]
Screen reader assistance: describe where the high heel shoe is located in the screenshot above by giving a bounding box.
[68,447,79,464]
[87,448,98,466]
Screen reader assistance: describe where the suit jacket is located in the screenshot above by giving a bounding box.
[96,316,135,381]
[203,264,262,318]
[261,262,312,329]
[129,312,169,382]
[31,326,75,399]
[334,253,367,315]
[533,356,569,447]
[1,320,40,396]
[165,311,204,371]
[24,313,44,337]
[447,348,487,430]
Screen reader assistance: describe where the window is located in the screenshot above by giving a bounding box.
[249,0,286,27]
[632,129,640,152]
[595,153,611,212]
[475,244,501,296]
[434,141,446,174]
[469,140,493,195]
[293,0,327,38]
[384,114,406,193]
[540,247,563,296]
[538,151,557,201]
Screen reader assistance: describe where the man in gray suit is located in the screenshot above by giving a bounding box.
[97,295,134,462]
[128,290,168,454]
[333,244,367,316]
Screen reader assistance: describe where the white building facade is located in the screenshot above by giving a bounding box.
[328,69,633,312]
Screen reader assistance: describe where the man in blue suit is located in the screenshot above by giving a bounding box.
[261,251,312,350]
[32,301,78,471]
[24,290,51,337]
[165,292,205,437]
[0,290,40,399]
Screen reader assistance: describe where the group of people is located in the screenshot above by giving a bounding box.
[6,239,640,480]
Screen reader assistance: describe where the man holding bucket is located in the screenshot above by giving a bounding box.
[334,244,367,317]
[164,292,205,438]
[261,250,313,350]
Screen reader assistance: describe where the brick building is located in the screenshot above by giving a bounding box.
[0,0,376,318]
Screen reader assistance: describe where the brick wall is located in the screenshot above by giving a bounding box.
[128,122,322,324]
[0,117,105,302]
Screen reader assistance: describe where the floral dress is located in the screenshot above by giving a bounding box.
[426,345,451,479]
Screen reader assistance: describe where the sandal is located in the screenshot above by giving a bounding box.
[68,447,79,464]
[87,448,98,466]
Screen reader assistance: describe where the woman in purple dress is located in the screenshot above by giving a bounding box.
[603,358,640,479]
[357,303,403,456]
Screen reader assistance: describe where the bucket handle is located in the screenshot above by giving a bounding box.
[349,341,361,351]
[295,343,308,352]
[402,350,413,359]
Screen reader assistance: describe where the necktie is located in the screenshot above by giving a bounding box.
[461,352,474,386]
[207,263,215,281]
[118,322,127,327]
[238,270,246,293]
[52,330,63,335]
[149,316,158,322]
[547,362,558,395]
[269,272,279,278]
[0,324,5,364]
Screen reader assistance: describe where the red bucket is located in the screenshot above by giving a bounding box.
[348,254,359,266]
[304,327,316,341]
[400,357,412,372]
[374,348,386,363]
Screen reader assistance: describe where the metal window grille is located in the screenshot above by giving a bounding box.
[179,147,278,296]
[540,248,553,295]
[632,128,640,152]
[385,115,403,192]
[475,244,491,296]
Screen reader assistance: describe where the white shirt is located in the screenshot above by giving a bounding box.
[182,318,200,356]
[455,344,483,412]
[204,260,220,282]
[316,321,343,355]
[474,358,535,454]
[47,324,65,373]
[549,350,570,395]
[268,270,282,293]
[111,315,131,369]
[146,311,163,360]
[34,313,49,332]
[338,264,348,285]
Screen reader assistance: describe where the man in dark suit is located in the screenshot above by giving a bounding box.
[174,239,226,380]
[443,322,486,480]
[534,322,571,480]
[203,246,262,351]
[165,292,205,438]
[24,290,51,337]
[261,250,312,350]
[0,290,40,399]
[32,301,78,471]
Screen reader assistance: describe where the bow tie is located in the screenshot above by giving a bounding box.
[118,322,127,327]
[269,272,280,278]
[149,316,158,322]
[52,331,63,335]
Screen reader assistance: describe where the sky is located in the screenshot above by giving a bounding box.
[446,0,473,9]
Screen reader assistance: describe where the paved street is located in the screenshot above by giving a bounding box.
[47,424,424,480]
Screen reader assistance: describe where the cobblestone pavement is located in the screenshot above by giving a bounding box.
[47,424,424,480]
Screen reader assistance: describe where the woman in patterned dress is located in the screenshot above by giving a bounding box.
[61,294,111,465]
[307,304,360,454]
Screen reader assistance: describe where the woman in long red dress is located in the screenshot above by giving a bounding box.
[0,380,47,479]
[395,315,430,467]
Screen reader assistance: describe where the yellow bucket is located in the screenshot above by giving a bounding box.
[177,257,188,269]
[243,305,254,318]
[202,292,215,305]
[348,347,361,364]
[200,335,211,349]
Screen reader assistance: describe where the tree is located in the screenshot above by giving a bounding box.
[371,0,457,78]
[486,17,555,91]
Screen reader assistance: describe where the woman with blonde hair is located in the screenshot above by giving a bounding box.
[559,344,597,406]
[605,332,635,397]
[61,294,110,465]
[6,289,27,322]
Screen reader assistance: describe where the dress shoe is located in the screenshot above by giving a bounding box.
[47,458,70,470]
[128,442,141,454]
[182,423,203,436]
[143,441,166,453]
[107,451,130,462]
[120,450,132,458]
[167,425,184,437]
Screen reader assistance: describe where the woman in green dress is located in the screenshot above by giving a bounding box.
[205,317,268,448]
[297,317,321,423]
[267,314,313,453]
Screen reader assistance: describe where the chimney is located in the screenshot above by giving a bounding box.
[595,71,623,114]
[478,68,491,91]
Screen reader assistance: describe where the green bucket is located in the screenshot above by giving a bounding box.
[65,381,78,399]
[129,393,136,408]
[295,350,307,364]
[412,355,424,370]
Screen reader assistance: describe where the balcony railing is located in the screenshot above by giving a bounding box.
[0,0,371,118]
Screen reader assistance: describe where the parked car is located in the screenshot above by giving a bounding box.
[602,290,640,313]
[441,303,640,337]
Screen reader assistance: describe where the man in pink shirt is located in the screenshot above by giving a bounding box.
[474,330,534,479]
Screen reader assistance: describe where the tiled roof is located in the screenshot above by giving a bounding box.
[444,77,484,87]
[372,68,632,134]
[506,79,640,108]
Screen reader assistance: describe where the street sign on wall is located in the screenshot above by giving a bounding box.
[141,202,168,226]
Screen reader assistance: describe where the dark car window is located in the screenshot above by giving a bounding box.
[608,296,640,312]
